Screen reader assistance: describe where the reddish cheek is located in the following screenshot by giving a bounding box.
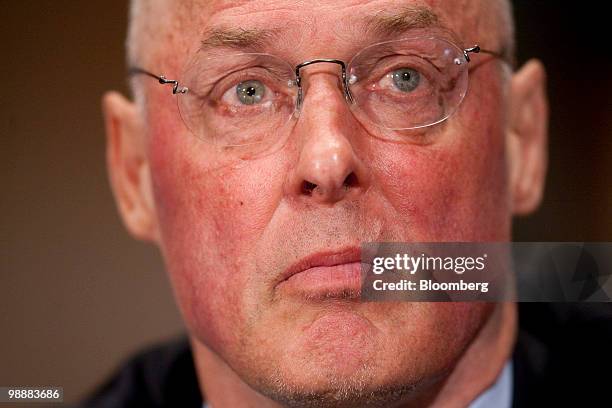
[374,146,459,239]
[146,107,284,346]
[369,62,511,241]
[372,122,509,241]
[145,113,248,344]
[147,108,250,251]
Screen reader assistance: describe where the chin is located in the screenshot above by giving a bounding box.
[249,349,439,408]
[235,302,492,408]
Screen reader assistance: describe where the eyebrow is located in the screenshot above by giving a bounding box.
[199,6,441,54]
[361,6,441,39]
[200,27,281,53]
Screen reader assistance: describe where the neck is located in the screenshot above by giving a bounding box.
[192,302,517,408]
[191,338,282,408]
[427,302,517,408]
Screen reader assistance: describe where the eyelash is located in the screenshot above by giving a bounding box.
[213,68,289,102]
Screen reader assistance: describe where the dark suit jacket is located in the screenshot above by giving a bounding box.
[78,303,612,407]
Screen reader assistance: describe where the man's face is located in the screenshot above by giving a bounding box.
[133,0,516,405]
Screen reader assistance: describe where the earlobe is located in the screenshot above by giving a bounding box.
[507,59,549,215]
[102,91,159,242]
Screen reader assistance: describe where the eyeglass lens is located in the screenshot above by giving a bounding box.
[177,37,469,158]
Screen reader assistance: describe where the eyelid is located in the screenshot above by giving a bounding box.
[212,69,287,103]
[376,69,420,92]
[221,79,268,106]
[353,54,444,84]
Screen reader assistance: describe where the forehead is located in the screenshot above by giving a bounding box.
[173,0,486,58]
[200,0,478,20]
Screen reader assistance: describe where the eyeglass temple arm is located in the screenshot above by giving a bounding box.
[463,45,511,65]
[127,44,509,96]
[128,67,188,94]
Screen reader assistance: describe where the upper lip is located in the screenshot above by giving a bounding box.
[277,246,362,287]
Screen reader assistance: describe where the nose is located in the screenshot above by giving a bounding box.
[285,67,370,205]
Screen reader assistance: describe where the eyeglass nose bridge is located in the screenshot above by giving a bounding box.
[294,59,355,111]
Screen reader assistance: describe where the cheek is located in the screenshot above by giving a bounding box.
[145,112,284,347]
[371,88,509,241]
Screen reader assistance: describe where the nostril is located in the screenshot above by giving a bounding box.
[343,172,358,189]
[300,173,358,198]
[302,181,317,196]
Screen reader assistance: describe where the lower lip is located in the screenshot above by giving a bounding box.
[277,262,363,299]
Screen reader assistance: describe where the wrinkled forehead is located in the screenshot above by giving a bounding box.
[197,1,482,26]
[202,0,486,46]
[142,0,499,71]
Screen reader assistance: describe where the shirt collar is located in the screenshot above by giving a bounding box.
[468,360,513,408]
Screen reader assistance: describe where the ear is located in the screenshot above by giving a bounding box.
[507,59,549,215]
[103,91,159,242]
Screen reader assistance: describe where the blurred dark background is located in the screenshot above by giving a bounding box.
[512,1,612,240]
[1,1,611,404]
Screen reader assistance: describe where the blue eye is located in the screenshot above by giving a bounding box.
[391,68,420,92]
[236,80,266,105]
